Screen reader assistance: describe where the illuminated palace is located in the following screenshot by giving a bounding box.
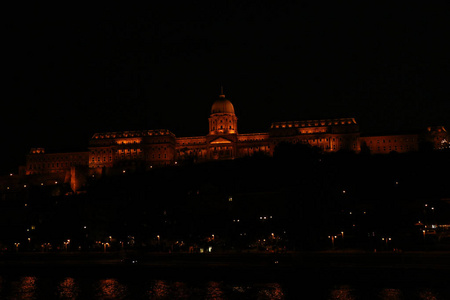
[11,91,449,191]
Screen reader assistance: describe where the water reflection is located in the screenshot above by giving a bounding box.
[95,278,127,299]
[147,280,170,299]
[232,285,250,293]
[329,285,355,300]
[258,283,285,300]
[378,288,402,300]
[57,277,79,299]
[0,275,447,299]
[206,281,224,300]
[418,289,439,300]
[11,276,38,300]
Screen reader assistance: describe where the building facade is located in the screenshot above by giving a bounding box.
[3,91,447,192]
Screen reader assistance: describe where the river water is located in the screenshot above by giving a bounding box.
[0,273,448,299]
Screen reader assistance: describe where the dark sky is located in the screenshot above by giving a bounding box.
[2,2,449,173]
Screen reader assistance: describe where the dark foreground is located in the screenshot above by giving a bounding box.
[1,252,449,299]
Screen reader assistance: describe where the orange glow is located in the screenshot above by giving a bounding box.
[299,127,327,134]
[258,283,284,300]
[57,277,79,299]
[96,279,127,299]
[15,276,37,299]
[115,138,142,144]
[148,280,169,298]
[206,281,224,299]
[329,285,355,300]
[378,288,402,299]
[210,137,232,144]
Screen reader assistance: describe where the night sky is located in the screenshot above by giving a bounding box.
[2,2,449,174]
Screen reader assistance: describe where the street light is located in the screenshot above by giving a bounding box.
[381,237,392,248]
[328,236,337,248]
[64,239,70,252]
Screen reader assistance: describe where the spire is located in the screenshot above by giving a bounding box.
[219,85,225,98]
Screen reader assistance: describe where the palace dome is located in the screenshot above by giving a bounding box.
[211,95,235,114]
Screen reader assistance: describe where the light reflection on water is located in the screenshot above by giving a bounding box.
[14,276,37,300]
[327,286,444,300]
[258,283,285,300]
[378,288,403,300]
[329,285,356,300]
[147,279,170,299]
[0,275,447,299]
[96,278,127,299]
[206,281,224,299]
[57,277,79,299]
[418,289,439,300]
